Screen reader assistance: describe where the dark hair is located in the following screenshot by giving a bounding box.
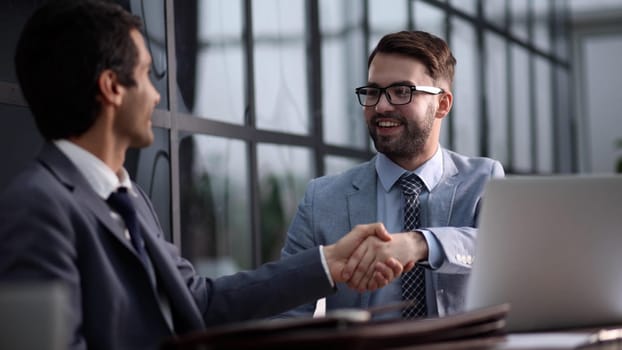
[368,30,456,85]
[15,0,143,140]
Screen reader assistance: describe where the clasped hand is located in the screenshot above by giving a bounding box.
[323,223,428,293]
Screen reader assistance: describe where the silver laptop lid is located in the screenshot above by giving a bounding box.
[466,175,622,332]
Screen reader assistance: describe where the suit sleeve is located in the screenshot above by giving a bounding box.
[426,160,505,274]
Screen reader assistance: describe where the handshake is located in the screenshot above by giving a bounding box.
[322,223,428,292]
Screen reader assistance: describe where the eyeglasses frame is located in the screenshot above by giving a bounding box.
[354,84,444,107]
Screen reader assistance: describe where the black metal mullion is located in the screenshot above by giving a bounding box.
[164,0,181,247]
[242,0,262,268]
[528,0,538,173]
[307,0,324,177]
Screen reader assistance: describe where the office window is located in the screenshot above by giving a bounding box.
[450,0,477,16]
[535,57,553,173]
[178,0,245,123]
[320,0,367,149]
[253,0,308,134]
[179,135,251,276]
[257,144,313,263]
[533,1,551,53]
[511,45,531,172]
[510,0,529,43]
[451,18,480,157]
[484,0,508,30]
[413,1,445,39]
[485,32,509,165]
[325,155,361,176]
[0,0,574,270]
[412,1,449,146]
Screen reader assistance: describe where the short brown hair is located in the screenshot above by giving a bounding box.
[368,30,456,85]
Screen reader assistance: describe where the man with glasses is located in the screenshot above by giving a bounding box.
[278,30,504,320]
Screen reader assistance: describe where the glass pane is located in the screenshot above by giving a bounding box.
[451,18,480,157]
[320,0,367,149]
[369,0,408,33]
[511,45,531,173]
[129,0,169,110]
[253,0,309,134]
[535,58,553,173]
[126,127,171,241]
[484,0,507,30]
[450,0,477,15]
[510,0,528,42]
[179,135,250,277]
[413,1,449,145]
[257,144,313,263]
[324,155,363,176]
[555,67,573,173]
[533,0,551,53]
[413,1,446,39]
[485,33,509,166]
[175,0,245,123]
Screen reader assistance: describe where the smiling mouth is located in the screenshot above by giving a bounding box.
[376,119,402,128]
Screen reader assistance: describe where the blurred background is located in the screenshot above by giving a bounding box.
[1,0,620,277]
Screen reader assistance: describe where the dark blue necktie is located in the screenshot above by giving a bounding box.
[107,187,149,264]
[398,173,427,319]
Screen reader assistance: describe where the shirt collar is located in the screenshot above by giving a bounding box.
[54,140,134,199]
[375,146,444,193]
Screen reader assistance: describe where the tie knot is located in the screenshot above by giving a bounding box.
[107,187,135,221]
[398,173,423,196]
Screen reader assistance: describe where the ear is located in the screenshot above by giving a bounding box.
[435,90,453,119]
[96,69,125,107]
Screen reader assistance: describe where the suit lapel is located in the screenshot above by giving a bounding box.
[38,144,136,253]
[347,159,378,229]
[133,191,206,332]
[425,149,459,227]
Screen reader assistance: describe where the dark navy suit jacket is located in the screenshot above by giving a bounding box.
[0,143,332,350]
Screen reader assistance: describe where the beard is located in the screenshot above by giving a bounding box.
[368,104,435,158]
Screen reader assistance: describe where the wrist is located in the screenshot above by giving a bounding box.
[408,230,429,262]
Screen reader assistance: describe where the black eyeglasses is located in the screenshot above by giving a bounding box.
[354,84,444,107]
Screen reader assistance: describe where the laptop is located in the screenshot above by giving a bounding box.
[465,175,622,332]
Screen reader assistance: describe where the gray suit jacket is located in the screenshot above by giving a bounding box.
[280,149,504,318]
[0,144,333,350]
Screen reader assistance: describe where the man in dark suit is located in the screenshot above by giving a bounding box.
[0,1,405,349]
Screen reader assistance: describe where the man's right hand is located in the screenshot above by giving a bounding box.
[323,223,405,291]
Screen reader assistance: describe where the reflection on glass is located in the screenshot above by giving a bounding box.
[413,1,445,39]
[257,143,312,263]
[533,1,551,52]
[176,0,245,123]
[253,0,309,134]
[451,18,480,157]
[126,127,171,241]
[484,0,507,30]
[128,0,169,110]
[535,58,553,173]
[413,1,449,145]
[179,135,250,277]
[369,0,408,32]
[450,0,477,15]
[320,0,367,149]
[325,155,363,176]
[511,45,531,172]
[485,33,509,166]
[510,0,529,42]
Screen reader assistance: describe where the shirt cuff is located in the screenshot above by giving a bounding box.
[319,245,335,287]
[417,229,443,269]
